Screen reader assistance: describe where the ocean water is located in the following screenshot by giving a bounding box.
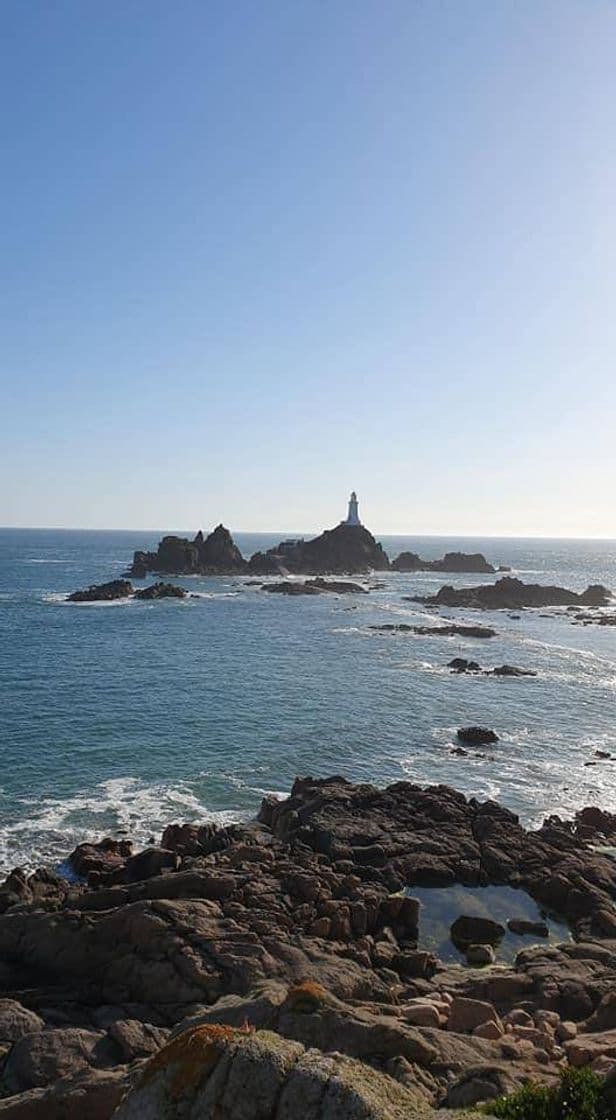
[0,528,615,875]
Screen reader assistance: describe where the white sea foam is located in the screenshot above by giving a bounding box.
[518,634,616,665]
[0,776,248,876]
[42,591,137,607]
[189,591,243,600]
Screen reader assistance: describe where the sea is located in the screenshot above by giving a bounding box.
[0,528,615,876]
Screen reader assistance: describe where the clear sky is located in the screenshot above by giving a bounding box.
[1,1,615,536]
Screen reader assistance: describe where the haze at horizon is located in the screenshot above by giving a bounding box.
[2,1,615,537]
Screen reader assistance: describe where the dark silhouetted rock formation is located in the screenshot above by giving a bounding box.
[67,582,187,604]
[249,523,390,576]
[134,583,187,600]
[447,659,536,677]
[128,525,248,577]
[67,580,133,602]
[414,577,612,611]
[457,727,499,745]
[392,551,496,574]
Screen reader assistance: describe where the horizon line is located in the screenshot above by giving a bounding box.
[1,525,615,542]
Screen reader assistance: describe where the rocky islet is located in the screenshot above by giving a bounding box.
[447,659,537,677]
[391,551,501,575]
[413,577,612,611]
[124,517,503,580]
[67,580,187,603]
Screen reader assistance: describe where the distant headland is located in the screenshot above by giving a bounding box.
[126,492,504,578]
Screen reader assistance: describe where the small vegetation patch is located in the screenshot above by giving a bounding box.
[487,1068,611,1120]
[141,1023,238,1098]
[285,980,328,1013]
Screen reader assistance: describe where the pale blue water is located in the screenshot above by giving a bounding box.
[0,529,615,873]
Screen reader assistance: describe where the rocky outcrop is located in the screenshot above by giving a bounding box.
[447,659,536,677]
[249,524,390,576]
[371,623,497,639]
[1,776,616,1117]
[258,776,616,939]
[197,525,247,572]
[133,583,187,600]
[457,727,499,745]
[128,525,248,577]
[414,577,612,611]
[67,580,133,603]
[112,1023,442,1120]
[392,552,496,574]
[263,579,368,596]
[67,582,186,604]
[129,522,390,580]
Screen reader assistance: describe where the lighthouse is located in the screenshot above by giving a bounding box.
[344,490,361,527]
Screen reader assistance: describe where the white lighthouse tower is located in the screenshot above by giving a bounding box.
[344,490,361,527]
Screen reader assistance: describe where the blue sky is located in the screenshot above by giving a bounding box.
[2,1,615,535]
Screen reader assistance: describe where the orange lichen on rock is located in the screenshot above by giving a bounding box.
[284,980,328,1012]
[140,1023,238,1098]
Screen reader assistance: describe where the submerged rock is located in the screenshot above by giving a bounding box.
[507,919,549,938]
[372,623,497,639]
[263,578,368,596]
[491,664,537,677]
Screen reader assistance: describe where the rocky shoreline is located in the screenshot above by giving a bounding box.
[1,776,616,1117]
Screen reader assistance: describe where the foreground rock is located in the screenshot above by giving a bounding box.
[113,1022,444,1120]
[414,576,612,610]
[1,776,616,1117]
[249,523,390,576]
[263,579,368,596]
[67,580,133,603]
[392,551,497,574]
